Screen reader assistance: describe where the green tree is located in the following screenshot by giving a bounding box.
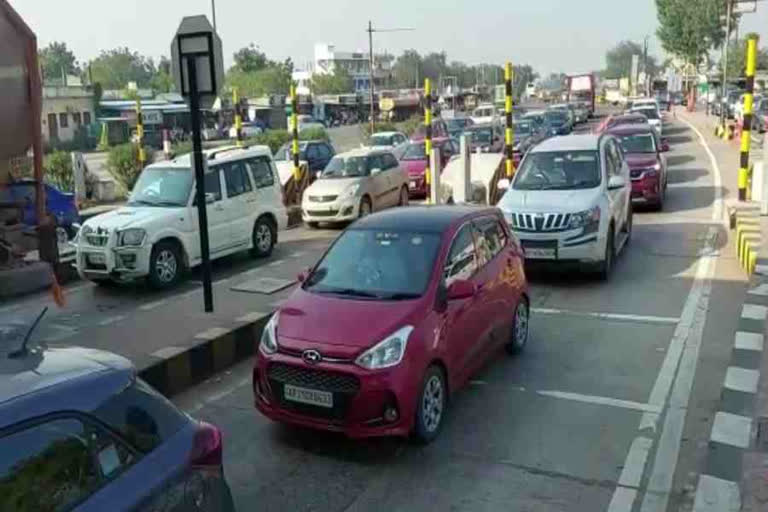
[605,40,658,79]
[392,49,423,88]
[232,44,268,73]
[149,56,174,93]
[39,41,79,82]
[226,58,293,98]
[88,48,154,89]
[310,67,353,94]
[656,0,733,69]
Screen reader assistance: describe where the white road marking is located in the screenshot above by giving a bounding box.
[536,391,662,414]
[710,412,752,448]
[194,327,231,340]
[204,377,251,404]
[724,367,760,394]
[692,474,741,512]
[748,283,768,296]
[734,331,764,352]
[607,487,637,512]
[98,315,126,326]
[151,346,187,359]
[618,437,654,488]
[268,259,285,267]
[741,303,768,320]
[289,251,306,258]
[139,299,167,311]
[235,311,269,323]
[531,308,679,325]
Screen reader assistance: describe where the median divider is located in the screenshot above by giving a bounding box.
[733,205,761,275]
[138,311,273,396]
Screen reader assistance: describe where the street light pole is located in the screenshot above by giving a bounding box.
[720,0,733,131]
[368,20,375,135]
[211,0,217,33]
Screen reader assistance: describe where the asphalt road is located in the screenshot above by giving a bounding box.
[170,113,748,512]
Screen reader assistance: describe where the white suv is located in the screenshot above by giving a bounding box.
[75,145,288,288]
[497,134,632,279]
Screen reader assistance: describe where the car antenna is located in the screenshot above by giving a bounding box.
[8,307,48,359]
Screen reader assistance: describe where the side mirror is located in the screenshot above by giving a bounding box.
[608,175,626,190]
[661,139,670,152]
[205,193,217,204]
[370,167,382,175]
[497,178,510,191]
[447,279,476,300]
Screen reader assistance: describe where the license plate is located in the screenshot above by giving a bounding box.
[524,248,556,260]
[409,180,417,189]
[284,384,333,408]
[87,253,106,264]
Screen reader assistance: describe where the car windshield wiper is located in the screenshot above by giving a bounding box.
[128,199,159,206]
[377,292,421,300]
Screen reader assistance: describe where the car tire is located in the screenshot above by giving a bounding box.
[398,186,409,207]
[250,217,275,258]
[596,224,615,281]
[505,297,530,355]
[306,221,319,229]
[413,365,447,444]
[359,196,372,219]
[148,241,182,289]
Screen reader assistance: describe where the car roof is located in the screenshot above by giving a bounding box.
[352,205,496,234]
[372,131,400,137]
[336,147,393,158]
[606,124,655,136]
[531,134,601,152]
[0,346,134,427]
[160,145,273,169]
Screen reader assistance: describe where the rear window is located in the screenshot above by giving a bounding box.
[93,378,188,453]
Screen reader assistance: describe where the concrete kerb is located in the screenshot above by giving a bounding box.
[137,311,273,397]
[733,206,762,275]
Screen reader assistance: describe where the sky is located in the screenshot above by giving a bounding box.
[9,0,768,76]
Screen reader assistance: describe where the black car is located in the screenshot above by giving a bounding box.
[543,110,571,136]
[274,140,335,174]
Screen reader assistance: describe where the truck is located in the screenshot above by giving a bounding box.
[566,73,596,116]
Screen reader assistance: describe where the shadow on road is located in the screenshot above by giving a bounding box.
[663,125,688,136]
[667,167,709,185]
[667,154,697,167]
[667,135,692,145]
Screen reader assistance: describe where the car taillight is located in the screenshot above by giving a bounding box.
[190,421,223,468]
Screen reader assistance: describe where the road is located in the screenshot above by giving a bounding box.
[169,113,748,512]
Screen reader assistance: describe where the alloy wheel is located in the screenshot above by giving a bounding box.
[422,375,444,433]
[514,302,529,349]
[256,223,272,253]
[155,249,177,283]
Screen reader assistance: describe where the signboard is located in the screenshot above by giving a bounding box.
[120,110,163,125]
[569,76,593,92]
[170,15,224,109]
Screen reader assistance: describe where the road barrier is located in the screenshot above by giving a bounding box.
[233,87,243,148]
[504,62,514,177]
[739,35,759,201]
[424,78,432,204]
[735,205,761,274]
[290,84,300,185]
[136,98,145,167]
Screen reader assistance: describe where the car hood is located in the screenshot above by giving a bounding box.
[308,176,367,195]
[401,159,428,176]
[500,187,602,213]
[276,289,421,348]
[83,206,185,231]
[625,153,658,169]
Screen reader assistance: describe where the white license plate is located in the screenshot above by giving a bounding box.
[284,384,333,408]
[525,248,556,260]
[87,253,106,264]
[409,180,417,189]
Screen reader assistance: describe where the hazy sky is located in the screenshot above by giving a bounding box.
[10,0,768,75]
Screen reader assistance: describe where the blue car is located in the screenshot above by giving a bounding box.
[2,180,79,231]
[0,313,235,512]
[543,111,572,136]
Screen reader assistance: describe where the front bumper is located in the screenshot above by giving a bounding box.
[408,174,428,197]
[631,177,662,204]
[302,196,360,223]
[75,242,152,281]
[513,227,605,263]
[254,350,417,439]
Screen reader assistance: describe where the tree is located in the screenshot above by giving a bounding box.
[513,65,538,98]
[605,40,658,79]
[232,44,269,73]
[310,67,353,94]
[226,58,293,97]
[656,0,733,69]
[88,48,154,89]
[149,56,174,93]
[39,42,79,82]
[392,49,422,88]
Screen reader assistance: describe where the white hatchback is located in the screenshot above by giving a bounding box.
[75,146,288,288]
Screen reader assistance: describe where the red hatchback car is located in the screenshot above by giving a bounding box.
[253,206,529,442]
[400,138,458,198]
[607,124,669,209]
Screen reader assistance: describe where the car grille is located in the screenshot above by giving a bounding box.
[306,209,339,218]
[509,212,572,232]
[267,363,360,421]
[308,195,338,203]
[85,233,109,246]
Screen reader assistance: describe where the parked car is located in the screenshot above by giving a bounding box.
[724,89,744,119]
[497,134,632,279]
[0,313,235,512]
[399,138,459,198]
[253,205,530,442]
[543,109,572,136]
[549,103,577,126]
[595,113,649,133]
[465,123,504,153]
[470,103,498,125]
[446,117,474,139]
[513,119,545,159]
[608,124,669,210]
[229,121,263,139]
[274,140,336,176]
[753,97,768,132]
[367,131,408,149]
[522,111,547,134]
[569,103,589,124]
[75,146,288,288]
[630,106,662,136]
[626,97,659,112]
[411,119,450,140]
[301,148,409,227]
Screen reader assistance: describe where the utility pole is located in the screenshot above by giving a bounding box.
[720,0,734,132]
[211,0,217,33]
[642,35,649,96]
[366,22,414,134]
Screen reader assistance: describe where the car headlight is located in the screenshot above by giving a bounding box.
[117,228,146,247]
[568,206,601,229]
[343,183,361,198]
[260,312,279,355]
[355,325,414,370]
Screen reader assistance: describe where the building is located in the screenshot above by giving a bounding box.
[313,43,391,93]
[41,84,96,144]
[292,70,312,96]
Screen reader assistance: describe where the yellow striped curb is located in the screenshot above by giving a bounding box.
[734,208,762,275]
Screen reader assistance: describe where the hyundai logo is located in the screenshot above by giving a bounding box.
[302,349,323,365]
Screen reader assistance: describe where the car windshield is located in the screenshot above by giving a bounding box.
[401,143,427,160]
[618,133,656,154]
[469,128,493,143]
[273,143,306,161]
[513,150,601,190]
[370,134,394,146]
[303,229,441,299]
[634,108,659,120]
[545,111,567,124]
[128,168,193,207]
[515,122,533,135]
[321,155,369,178]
